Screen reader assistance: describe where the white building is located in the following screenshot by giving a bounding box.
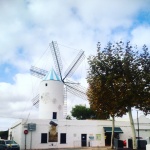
[9,116,150,149]
[9,69,150,149]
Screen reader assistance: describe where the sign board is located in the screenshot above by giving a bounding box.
[28,123,36,131]
[24,130,28,134]
[24,124,28,128]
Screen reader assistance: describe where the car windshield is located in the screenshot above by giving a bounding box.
[5,140,17,144]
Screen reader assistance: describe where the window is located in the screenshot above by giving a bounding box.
[41,133,47,143]
[53,112,57,119]
[60,133,66,144]
[0,140,5,144]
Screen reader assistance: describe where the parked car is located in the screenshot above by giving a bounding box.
[0,144,7,150]
[0,140,20,150]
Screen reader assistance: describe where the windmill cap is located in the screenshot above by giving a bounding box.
[43,68,61,81]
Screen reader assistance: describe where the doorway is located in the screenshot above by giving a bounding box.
[105,133,111,146]
[81,134,87,147]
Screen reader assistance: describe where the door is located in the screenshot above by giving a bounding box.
[60,133,66,144]
[81,134,87,147]
[105,133,111,146]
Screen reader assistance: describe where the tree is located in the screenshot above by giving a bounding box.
[71,105,107,120]
[87,42,128,148]
[66,115,72,120]
[87,41,150,149]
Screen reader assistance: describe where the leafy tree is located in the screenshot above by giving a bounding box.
[71,105,107,120]
[66,115,72,120]
[87,41,150,149]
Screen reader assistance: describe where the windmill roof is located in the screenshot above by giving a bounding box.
[43,68,61,81]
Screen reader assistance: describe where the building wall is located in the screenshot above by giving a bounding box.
[9,117,150,150]
[21,119,50,149]
[57,120,105,148]
[9,120,23,147]
[134,116,150,139]
[14,119,132,149]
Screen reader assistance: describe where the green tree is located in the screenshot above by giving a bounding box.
[71,105,106,120]
[87,42,127,148]
[87,41,150,149]
[66,115,72,120]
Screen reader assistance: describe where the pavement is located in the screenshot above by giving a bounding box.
[47,147,111,150]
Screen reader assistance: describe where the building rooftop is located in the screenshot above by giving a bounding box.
[43,68,60,81]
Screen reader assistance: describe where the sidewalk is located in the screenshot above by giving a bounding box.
[49,146,111,150]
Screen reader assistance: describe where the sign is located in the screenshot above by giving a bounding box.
[24,130,28,134]
[28,123,36,131]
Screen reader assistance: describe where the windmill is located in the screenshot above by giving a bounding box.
[30,41,87,120]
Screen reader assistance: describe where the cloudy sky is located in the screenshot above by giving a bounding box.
[0,0,150,131]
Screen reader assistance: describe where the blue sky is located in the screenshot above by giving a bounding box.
[0,0,150,130]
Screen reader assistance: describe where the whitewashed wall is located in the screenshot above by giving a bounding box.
[9,120,23,148]
[9,116,150,150]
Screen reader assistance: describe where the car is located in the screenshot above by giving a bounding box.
[0,144,7,150]
[0,140,20,150]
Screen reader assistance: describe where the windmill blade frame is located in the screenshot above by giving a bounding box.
[30,41,87,112]
[50,41,63,81]
[31,94,39,108]
[65,80,87,100]
[30,66,48,79]
[63,50,85,80]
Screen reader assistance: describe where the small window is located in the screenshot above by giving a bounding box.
[41,133,47,143]
[53,112,57,119]
[45,83,48,86]
[60,133,66,144]
[0,141,5,144]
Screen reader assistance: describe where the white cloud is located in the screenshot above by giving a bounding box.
[0,73,39,120]
[131,25,150,48]
[0,0,150,130]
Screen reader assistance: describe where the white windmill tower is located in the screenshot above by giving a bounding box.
[30,41,87,120]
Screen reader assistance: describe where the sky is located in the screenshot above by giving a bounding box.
[0,0,150,131]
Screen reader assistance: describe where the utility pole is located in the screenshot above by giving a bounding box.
[137,111,139,138]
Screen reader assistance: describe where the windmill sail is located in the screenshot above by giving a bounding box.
[31,94,39,108]
[63,50,85,80]
[30,41,87,113]
[50,41,63,81]
[65,79,87,100]
[30,66,48,79]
